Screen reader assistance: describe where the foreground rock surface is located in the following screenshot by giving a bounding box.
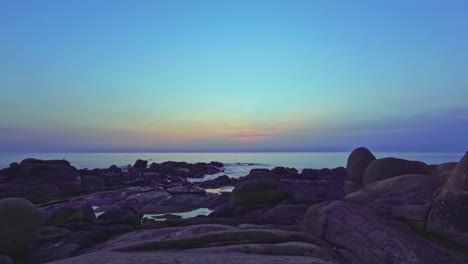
[1,152,468,264]
[0,198,43,257]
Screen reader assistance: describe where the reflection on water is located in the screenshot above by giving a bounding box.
[205,186,234,194]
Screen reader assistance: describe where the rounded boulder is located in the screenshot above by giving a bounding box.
[346,147,376,182]
[0,198,43,256]
[231,179,286,207]
[362,157,432,185]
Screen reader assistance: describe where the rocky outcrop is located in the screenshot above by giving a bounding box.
[0,159,82,203]
[0,198,43,257]
[231,178,285,207]
[427,152,468,247]
[304,201,468,264]
[345,174,441,229]
[362,157,432,185]
[432,162,458,184]
[346,147,376,182]
[133,159,148,169]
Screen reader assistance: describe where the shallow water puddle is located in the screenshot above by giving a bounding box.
[144,207,213,221]
[205,186,234,194]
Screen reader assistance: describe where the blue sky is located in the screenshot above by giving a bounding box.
[1,0,467,152]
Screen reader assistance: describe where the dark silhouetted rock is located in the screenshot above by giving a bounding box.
[133,159,148,169]
[209,161,223,167]
[0,198,43,256]
[362,157,431,185]
[346,147,376,182]
[271,167,287,175]
[231,178,285,207]
[300,169,320,180]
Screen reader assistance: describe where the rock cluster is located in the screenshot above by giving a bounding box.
[2,151,468,264]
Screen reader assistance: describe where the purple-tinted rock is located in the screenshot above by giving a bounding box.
[256,204,308,225]
[363,157,432,185]
[300,169,320,180]
[346,147,376,182]
[231,178,286,207]
[44,200,96,226]
[283,179,345,204]
[344,180,361,194]
[0,198,43,256]
[427,153,468,247]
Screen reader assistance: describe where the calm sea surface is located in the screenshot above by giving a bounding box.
[0,152,463,179]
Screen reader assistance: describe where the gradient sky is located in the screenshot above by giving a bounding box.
[1,0,468,152]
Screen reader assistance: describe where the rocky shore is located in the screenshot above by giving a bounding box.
[1,148,468,263]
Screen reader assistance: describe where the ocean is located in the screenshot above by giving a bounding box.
[0,152,463,180]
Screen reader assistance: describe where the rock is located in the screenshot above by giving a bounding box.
[427,152,468,247]
[25,184,61,203]
[282,179,345,204]
[209,161,223,167]
[0,255,12,264]
[133,159,148,169]
[231,179,286,207]
[81,175,105,191]
[197,175,236,189]
[362,157,432,185]
[346,147,376,182]
[0,198,43,256]
[256,204,309,225]
[46,203,96,226]
[304,201,468,264]
[300,169,320,180]
[94,208,141,226]
[270,167,287,175]
[432,162,457,184]
[345,174,440,228]
[343,180,361,194]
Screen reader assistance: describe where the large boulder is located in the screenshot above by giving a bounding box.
[231,178,286,207]
[432,162,457,184]
[304,201,468,264]
[345,174,440,228]
[362,157,432,185]
[133,159,148,169]
[346,147,376,182]
[0,198,43,256]
[427,152,468,247]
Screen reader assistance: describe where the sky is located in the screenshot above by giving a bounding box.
[1,0,467,152]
